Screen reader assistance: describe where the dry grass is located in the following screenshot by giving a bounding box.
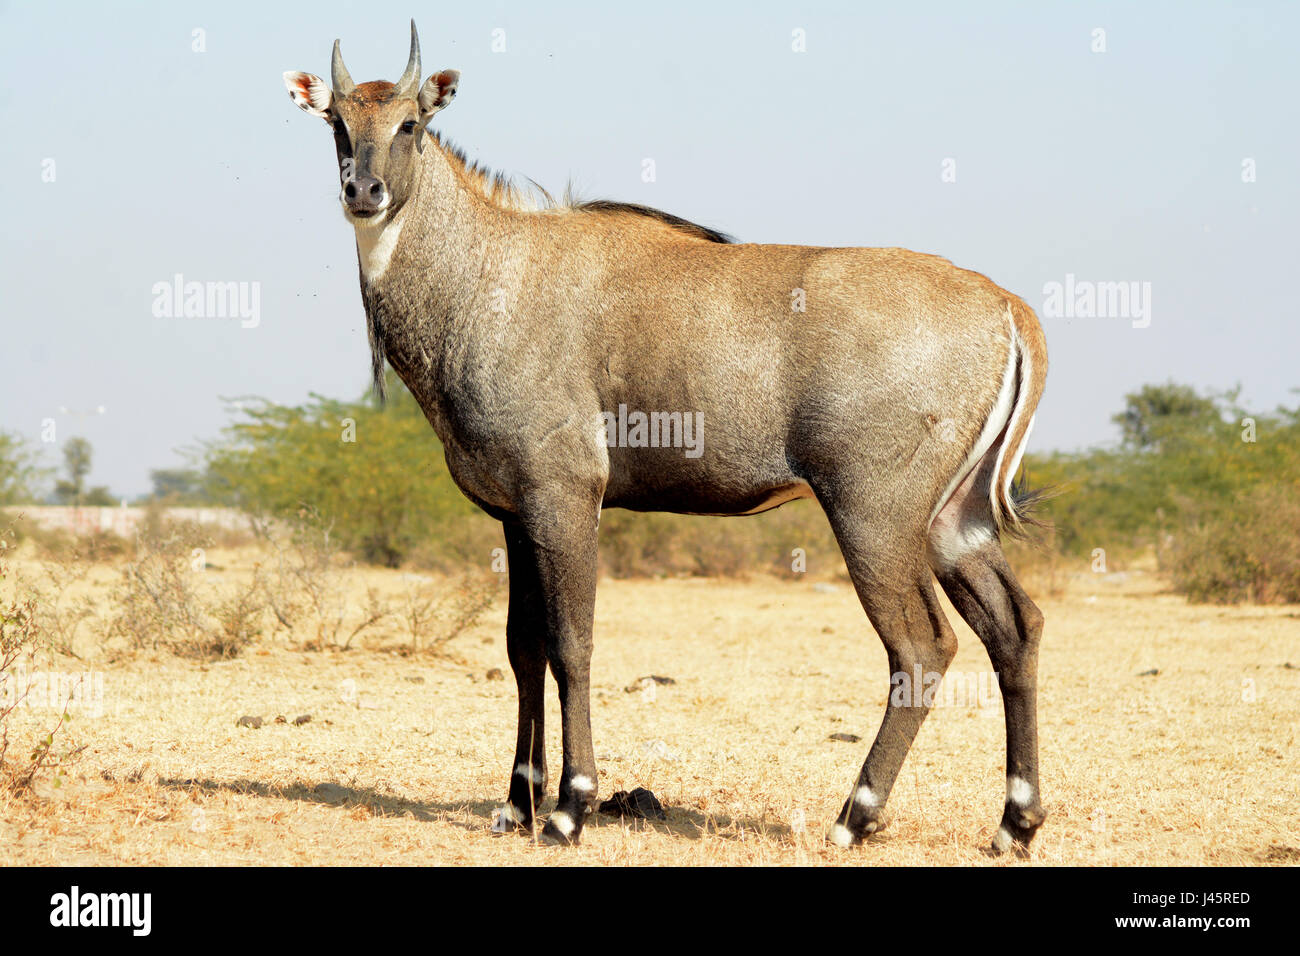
[0,546,1296,866]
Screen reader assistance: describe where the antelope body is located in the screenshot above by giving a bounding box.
[284,23,1050,853]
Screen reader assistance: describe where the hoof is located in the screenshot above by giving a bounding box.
[539,810,581,846]
[489,804,531,834]
[825,818,883,848]
[826,822,857,848]
[990,806,1046,856]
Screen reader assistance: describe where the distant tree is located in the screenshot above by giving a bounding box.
[0,431,50,505]
[53,437,115,506]
[81,486,118,507]
[1112,383,1223,451]
[149,467,206,503]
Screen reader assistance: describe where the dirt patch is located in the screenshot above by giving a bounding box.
[1,556,1296,866]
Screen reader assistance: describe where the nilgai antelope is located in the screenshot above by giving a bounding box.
[284,22,1049,853]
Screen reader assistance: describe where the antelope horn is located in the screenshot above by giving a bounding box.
[395,19,421,96]
[331,39,355,95]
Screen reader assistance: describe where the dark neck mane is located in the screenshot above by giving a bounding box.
[425,129,734,244]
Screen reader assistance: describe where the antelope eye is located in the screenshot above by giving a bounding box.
[399,120,418,134]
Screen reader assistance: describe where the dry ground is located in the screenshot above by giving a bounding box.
[2,550,1297,866]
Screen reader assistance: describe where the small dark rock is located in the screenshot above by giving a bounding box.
[486,668,505,681]
[829,732,861,743]
[293,714,312,726]
[274,715,287,724]
[599,787,666,821]
[1136,668,1160,677]
[236,715,263,729]
[403,676,426,684]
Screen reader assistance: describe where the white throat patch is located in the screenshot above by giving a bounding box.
[354,213,405,284]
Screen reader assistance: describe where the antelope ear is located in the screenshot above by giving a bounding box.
[283,71,333,121]
[418,70,459,121]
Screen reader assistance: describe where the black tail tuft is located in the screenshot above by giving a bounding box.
[1003,470,1056,541]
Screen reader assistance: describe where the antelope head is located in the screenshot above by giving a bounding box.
[283,20,459,225]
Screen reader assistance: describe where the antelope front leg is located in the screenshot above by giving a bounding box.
[493,522,548,833]
[519,497,601,847]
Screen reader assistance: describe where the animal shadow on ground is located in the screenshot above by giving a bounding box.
[156,776,794,844]
[158,777,492,833]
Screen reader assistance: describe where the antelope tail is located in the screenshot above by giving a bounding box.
[990,299,1049,537]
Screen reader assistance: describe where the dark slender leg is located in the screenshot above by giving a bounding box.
[492,522,549,832]
[820,502,960,846]
[936,543,1046,853]
[828,571,959,845]
[513,496,601,846]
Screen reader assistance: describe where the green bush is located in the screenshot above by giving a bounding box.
[0,432,49,506]
[595,504,841,579]
[205,375,483,568]
[1024,384,1300,602]
[1165,484,1300,603]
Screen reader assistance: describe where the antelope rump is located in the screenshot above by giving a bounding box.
[283,21,1050,854]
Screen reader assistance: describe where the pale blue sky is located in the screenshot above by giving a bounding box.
[1,1,1295,496]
